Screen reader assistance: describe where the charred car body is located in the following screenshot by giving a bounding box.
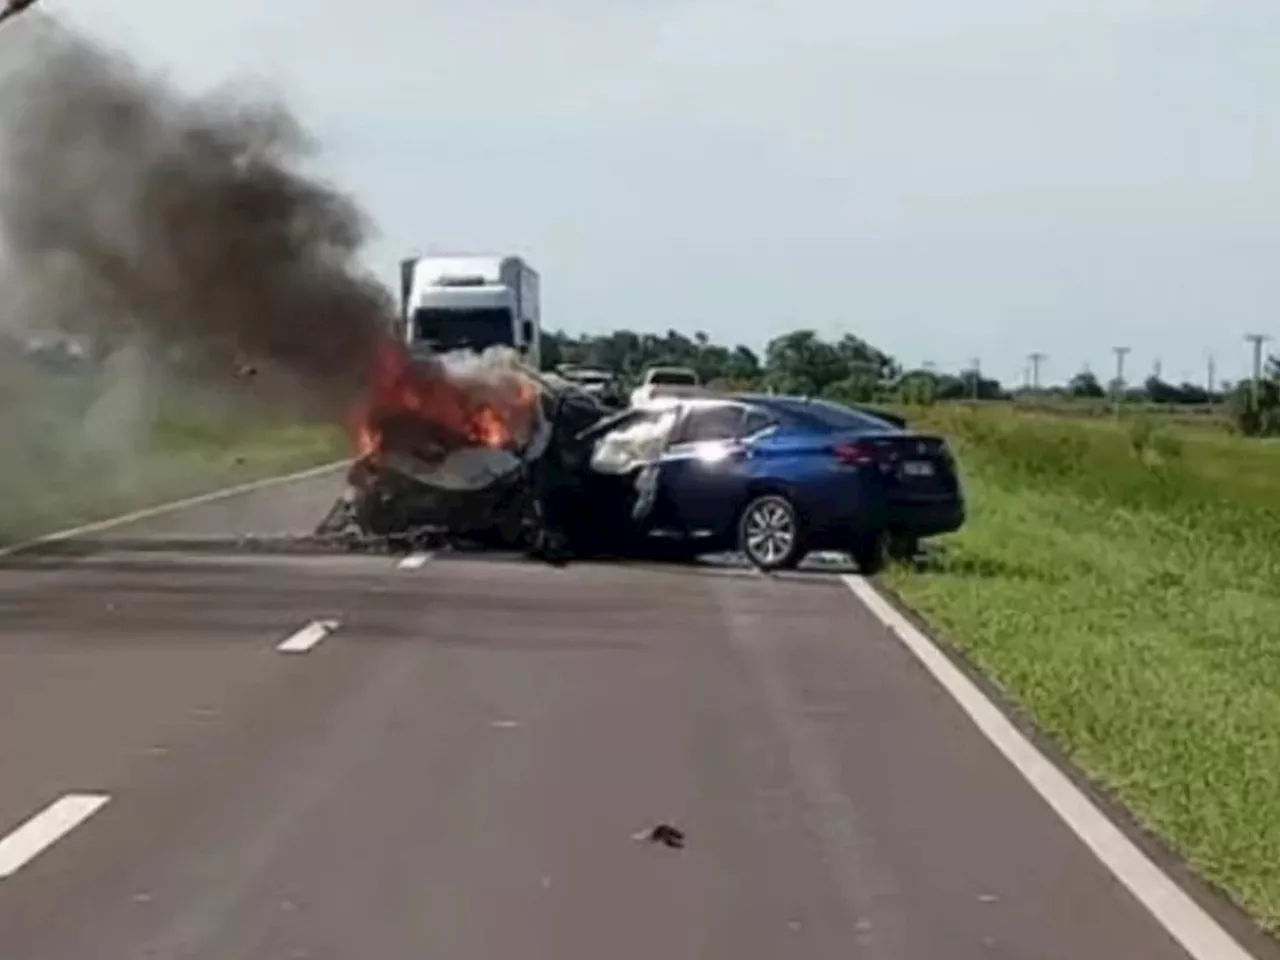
[330,357,965,572]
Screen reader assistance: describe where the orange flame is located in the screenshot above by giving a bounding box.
[350,338,540,463]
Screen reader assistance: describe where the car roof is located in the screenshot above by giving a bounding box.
[727,394,904,429]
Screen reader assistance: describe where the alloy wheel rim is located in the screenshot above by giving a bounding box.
[744,499,795,565]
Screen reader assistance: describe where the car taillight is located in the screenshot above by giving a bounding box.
[831,441,881,466]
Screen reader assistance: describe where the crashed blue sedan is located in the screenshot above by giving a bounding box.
[587,394,965,572]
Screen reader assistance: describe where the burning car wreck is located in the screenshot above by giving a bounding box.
[318,342,667,561]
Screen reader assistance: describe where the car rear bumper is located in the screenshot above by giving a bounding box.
[887,496,965,537]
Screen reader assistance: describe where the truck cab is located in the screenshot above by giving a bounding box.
[399,255,540,366]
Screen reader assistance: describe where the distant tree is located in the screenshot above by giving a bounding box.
[724,345,762,381]
[895,369,939,405]
[764,330,848,395]
[834,334,898,381]
[1067,370,1106,399]
[1143,376,1183,404]
[1228,374,1280,436]
[1173,382,1211,405]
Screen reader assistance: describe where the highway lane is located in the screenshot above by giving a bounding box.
[0,473,1268,958]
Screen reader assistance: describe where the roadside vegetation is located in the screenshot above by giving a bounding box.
[545,326,1280,436]
[0,408,344,543]
[0,352,345,543]
[881,406,1280,930]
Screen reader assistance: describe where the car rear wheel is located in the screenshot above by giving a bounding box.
[739,494,805,571]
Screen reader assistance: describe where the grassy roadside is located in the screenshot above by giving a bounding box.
[881,405,1280,930]
[0,409,346,544]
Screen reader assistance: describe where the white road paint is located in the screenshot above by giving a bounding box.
[276,619,340,654]
[841,575,1257,960]
[397,552,433,570]
[0,793,110,878]
[0,460,348,559]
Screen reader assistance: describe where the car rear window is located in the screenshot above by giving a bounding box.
[772,399,897,433]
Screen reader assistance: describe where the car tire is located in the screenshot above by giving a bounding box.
[738,494,805,571]
[886,532,918,562]
[353,489,401,538]
[849,530,888,575]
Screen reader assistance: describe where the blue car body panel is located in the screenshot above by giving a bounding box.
[639,395,964,551]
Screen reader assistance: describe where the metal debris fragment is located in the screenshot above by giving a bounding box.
[633,823,686,849]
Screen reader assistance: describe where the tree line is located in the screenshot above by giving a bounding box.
[543,327,1280,436]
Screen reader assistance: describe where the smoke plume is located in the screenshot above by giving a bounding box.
[0,15,393,417]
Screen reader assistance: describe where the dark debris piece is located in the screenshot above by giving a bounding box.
[634,823,686,849]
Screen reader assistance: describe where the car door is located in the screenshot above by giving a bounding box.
[654,402,759,537]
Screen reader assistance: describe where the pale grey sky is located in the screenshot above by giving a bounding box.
[56,0,1277,386]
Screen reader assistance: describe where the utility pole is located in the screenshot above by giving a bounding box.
[1027,352,1045,391]
[1245,333,1270,412]
[1152,357,1162,381]
[1207,354,1216,395]
[969,357,981,401]
[1112,346,1130,417]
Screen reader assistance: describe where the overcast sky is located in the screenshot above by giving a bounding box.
[54,0,1277,385]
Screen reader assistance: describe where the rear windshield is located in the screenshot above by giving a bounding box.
[771,399,897,433]
[647,369,697,385]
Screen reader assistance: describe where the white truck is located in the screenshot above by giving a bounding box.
[629,365,705,408]
[398,254,541,367]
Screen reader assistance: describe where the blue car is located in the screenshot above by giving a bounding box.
[595,394,965,572]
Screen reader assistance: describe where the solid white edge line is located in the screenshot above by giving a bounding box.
[0,793,111,878]
[397,552,433,570]
[276,618,340,653]
[0,459,349,559]
[840,575,1256,960]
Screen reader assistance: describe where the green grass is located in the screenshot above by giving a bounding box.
[882,405,1280,929]
[0,398,346,544]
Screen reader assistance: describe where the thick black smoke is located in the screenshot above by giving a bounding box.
[0,16,393,417]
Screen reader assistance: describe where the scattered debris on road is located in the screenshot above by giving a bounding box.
[633,823,686,850]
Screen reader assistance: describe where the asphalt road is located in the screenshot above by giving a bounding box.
[0,469,1267,959]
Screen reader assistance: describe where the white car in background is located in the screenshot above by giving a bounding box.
[629,366,707,407]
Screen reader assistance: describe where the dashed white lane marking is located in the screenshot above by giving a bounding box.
[397,552,433,570]
[0,793,111,878]
[841,575,1256,960]
[276,618,340,654]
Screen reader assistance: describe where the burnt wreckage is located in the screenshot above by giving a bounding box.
[320,369,670,559]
